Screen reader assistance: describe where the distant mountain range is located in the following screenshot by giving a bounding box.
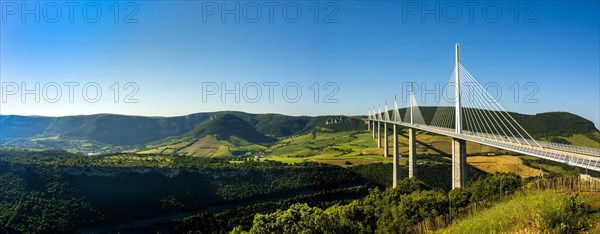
[0,108,597,155]
[0,111,365,154]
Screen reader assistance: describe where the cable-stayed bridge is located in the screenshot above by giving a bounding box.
[367,44,600,189]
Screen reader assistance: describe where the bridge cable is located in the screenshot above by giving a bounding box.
[462,66,542,149]
[460,65,537,147]
[459,65,519,145]
[461,77,503,142]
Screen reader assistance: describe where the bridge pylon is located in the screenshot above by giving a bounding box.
[452,43,467,188]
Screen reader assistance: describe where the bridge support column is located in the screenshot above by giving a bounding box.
[408,128,417,178]
[384,123,388,157]
[393,125,400,187]
[452,139,467,188]
[372,121,376,139]
[377,122,381,148]
[367,120,370,131]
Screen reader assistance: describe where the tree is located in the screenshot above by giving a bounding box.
[449,187,471,214]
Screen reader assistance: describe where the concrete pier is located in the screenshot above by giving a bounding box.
[372,121,376,139]
[384,123,388,157]
[452,138,467,188]
[393,125,400,187]
[377,121,381,148]
[408,128,417,178]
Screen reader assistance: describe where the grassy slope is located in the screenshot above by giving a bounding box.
[438,190,599,233]
[133,121,588,179]
[561,132,600,148]
[142,135,267,157]
[137,140,193,155]
[264,130,504,164]
[265,131,392,165]
[133,115,599,168]
[178,135,221,156]
[134,128,571,177]
[467,156,542,178]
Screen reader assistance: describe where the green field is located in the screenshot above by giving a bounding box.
[121,127,593,180]
[262,130,514,166]
[260,130,585,178]
[120,115,600,185]
[263,131,394,166]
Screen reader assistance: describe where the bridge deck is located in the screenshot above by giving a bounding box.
[370,119,600,172]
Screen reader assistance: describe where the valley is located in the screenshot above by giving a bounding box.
[4,2,599,232]
[0,110,598,233]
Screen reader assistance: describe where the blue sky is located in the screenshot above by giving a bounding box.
[1,1,599,127]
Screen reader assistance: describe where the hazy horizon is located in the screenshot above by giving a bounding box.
[2,107,598,130]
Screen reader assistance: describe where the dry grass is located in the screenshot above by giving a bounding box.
[467,155,542,178]
[179,135,221,157]
[361,148,387,155]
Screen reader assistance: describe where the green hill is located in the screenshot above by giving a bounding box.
[140,114,367,157]
[187,114,276,144]
[0,115,52,139]
[1,109,597,154]
[219,111,366,137]
[0,113,211,146]
[0,112,366,152]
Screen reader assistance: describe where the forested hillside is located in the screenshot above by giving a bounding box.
[0,112,366,153]
[1,109,597,155]
[0,149,368,233]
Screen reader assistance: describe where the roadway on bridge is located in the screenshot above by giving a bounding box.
[371,119,600,172]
